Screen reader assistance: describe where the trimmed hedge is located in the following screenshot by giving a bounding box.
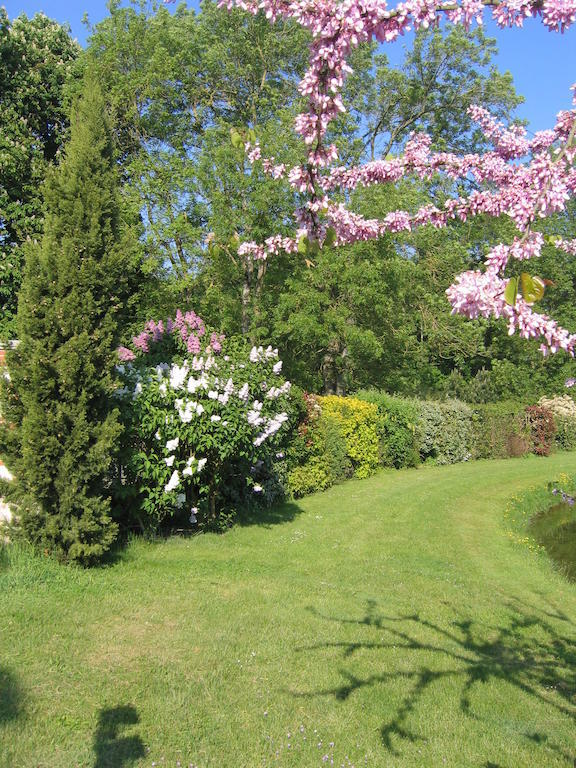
[282,389,575,500]
[285,394,354,498]
[538,395,576,451]
[415,399,474,465]
[471,402,530,459]
[356,390,420,469]
[317,396,380,479]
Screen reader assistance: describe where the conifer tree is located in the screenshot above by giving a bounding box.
[1,77,139,564]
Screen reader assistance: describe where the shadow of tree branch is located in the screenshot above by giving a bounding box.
[289,597,576,759]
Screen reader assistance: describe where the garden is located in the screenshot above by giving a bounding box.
[1,0,576,764]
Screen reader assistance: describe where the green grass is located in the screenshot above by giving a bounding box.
[2,454,576,767]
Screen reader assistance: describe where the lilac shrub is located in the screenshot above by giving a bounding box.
[116,311,292,531]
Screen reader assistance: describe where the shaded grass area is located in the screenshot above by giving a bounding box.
[1,454,576,766]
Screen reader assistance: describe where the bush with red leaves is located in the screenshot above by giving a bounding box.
[525,405,557,456]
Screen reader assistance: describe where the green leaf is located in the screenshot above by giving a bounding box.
[230,128,244,149]
[520,272,545,304]
[504,277,518,306]
[532,275,547,299]
[308,239,320,257]
[208,242,221,260]
[324,227,337,248]
[297,235,309,255]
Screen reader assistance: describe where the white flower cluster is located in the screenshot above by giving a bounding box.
[249,345,279,363]
[150,357,291,434]
[266,381,292,399]
[538,394,576,420]
[175,398,204,423]
[124,344,292,510]
[253,412,289,447]
[163,456,207,493]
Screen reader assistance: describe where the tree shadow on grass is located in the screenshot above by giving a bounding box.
[290,597,576,763]
[93,705,146,768]
[237,500,304,529]
[0,666,24,725]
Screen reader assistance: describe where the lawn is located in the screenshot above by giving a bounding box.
[1,453,576,768]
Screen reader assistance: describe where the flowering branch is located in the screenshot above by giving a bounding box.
[215,0,576,354]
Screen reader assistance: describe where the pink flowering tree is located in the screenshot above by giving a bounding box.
[116,310,292,531]
[211,0,576,359]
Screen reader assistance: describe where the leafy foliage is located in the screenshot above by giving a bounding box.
[525,405,557,457]
[0,78,140,564]
[356,390,420,468]
[0,10,79,338]
[538,394,576,450]
[471,402,530,459]
[415,399,475,465]
[317,396,381,479]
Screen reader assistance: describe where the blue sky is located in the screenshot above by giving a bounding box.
[5,0,576,132]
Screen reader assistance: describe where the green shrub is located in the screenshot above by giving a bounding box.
[471,402,530,459]
[356,390,420,469]
[415,399,474,465]
[284,394,352,497]
[553,417,576,451]
[318,395,380,479]
[287,458,332,498]
[117,321,293,532]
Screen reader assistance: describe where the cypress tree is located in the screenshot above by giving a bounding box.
[2,77,139,564]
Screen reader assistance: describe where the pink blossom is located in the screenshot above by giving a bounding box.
[117,346,136,362]
[211,0,576,355]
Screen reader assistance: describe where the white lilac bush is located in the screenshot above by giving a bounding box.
[116,310,292,531]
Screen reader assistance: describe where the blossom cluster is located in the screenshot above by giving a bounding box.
[118,309,225,361]
[538,394,576,419]
[117,314,292,528]
[215,0,576,356]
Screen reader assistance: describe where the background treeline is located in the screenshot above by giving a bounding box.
[3,0,576,403]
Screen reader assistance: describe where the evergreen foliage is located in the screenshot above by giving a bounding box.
[1,78,140,564]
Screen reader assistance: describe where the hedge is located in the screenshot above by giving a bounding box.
[280,390,575,500]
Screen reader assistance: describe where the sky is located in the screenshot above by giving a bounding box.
[4,0,576,133]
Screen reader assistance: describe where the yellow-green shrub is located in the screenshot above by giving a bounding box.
[287,458,332,498]
[317,395,380,479]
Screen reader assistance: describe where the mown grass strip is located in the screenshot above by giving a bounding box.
[1,453,576,767]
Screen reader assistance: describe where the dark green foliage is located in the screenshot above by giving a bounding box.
[1,78,140,564]
[0,10,79,338]
[553,417,576,452]
[356,390,420,468]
